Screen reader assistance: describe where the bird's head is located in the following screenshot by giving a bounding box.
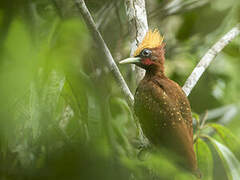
[119,29,165,73]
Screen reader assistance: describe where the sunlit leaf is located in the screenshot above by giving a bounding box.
[207,136,240,180]
[208,123,240,158]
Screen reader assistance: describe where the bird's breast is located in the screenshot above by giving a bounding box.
[134,81,169,143]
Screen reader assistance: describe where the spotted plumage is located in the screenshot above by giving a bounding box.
[134,76,196,172]
[120,29,201,178]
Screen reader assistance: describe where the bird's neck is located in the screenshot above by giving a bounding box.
[145,64,165,79]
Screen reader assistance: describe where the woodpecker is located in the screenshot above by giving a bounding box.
[120,29,201,178]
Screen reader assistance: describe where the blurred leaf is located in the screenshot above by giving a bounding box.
[87,94,102,138]
[195,138,213,180]
[192,112,200,125]
[121,153,194,180]
[208,123,240,158]
[110,97,134,122]
[110,97,135,155]
[143,153,194,180]
[207,136,240,180]
[41,70,65,115]
[26,83,40,139]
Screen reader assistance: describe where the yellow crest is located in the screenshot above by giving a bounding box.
[134,29,164,57]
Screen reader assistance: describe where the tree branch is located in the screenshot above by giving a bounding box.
[124,0,148,83]
[74,0,134,107]
[74,1,240,132]
[182,24,240,96]
[150,0,209,19]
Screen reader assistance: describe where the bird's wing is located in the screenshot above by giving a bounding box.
[151,78,193,139]
[149,79,196,170]
[174,82,193,138]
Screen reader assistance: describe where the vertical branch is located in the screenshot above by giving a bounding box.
[124,0,149,144]
[124,0,148,83]
[74,0,134,107]
[182,24,240,96]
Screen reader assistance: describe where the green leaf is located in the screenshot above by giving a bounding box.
[121,153,193,180]
[207,136,240,180]
[195,138,213,180]
[110,97,134,125]
[87,95,102,139]
[41,70,65,116]
[143,153,194,180]
[208,123,240,159]
[192,112,200,125]
[27,83,40,139]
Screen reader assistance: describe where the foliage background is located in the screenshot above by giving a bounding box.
[0,0,240,179]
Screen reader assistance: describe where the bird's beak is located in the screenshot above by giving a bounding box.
[119,57,141,64]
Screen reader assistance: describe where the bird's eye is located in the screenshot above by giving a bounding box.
[141,49,152,57]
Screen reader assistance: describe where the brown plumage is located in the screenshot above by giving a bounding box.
[120,30,201,177]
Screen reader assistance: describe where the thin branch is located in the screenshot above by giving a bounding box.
[124,0,149,144]
[124,0,148,83]
[150,0,209,19]
[182,24,240,96]
[95,2,114,29]
[74,0,134,107]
